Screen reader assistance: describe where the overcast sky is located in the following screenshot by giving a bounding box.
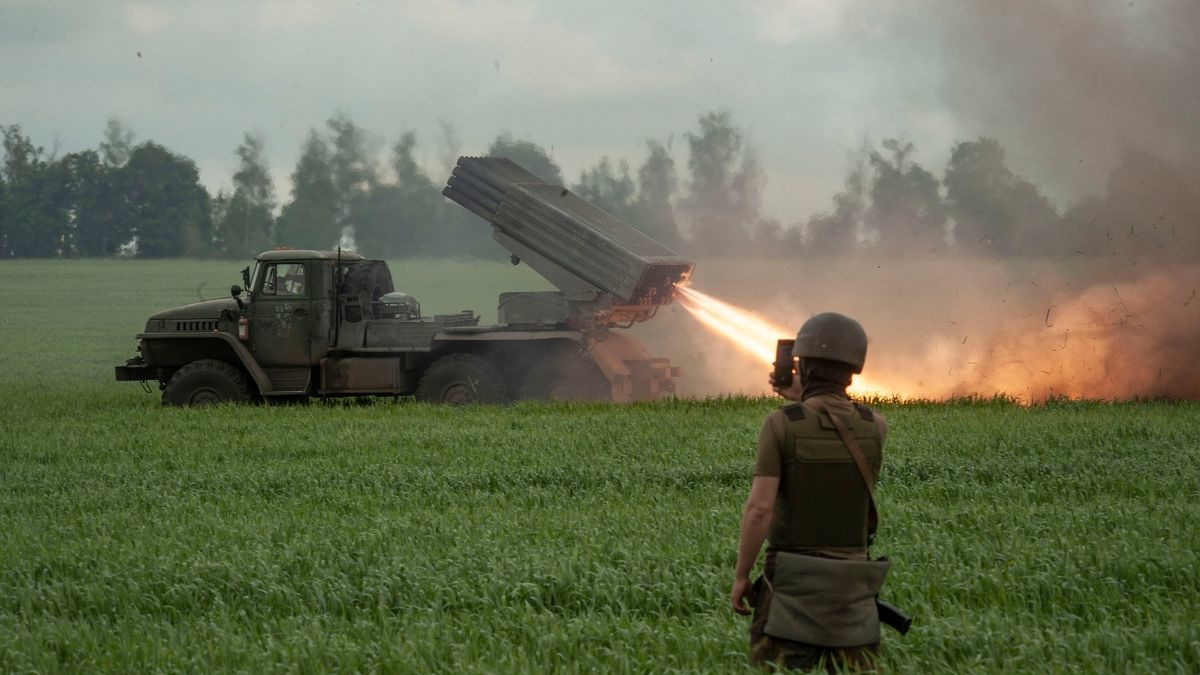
[1,1,1189,222]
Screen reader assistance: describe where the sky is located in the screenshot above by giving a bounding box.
[0,0,1192,223]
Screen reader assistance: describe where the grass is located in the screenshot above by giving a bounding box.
[1,259,1198,673]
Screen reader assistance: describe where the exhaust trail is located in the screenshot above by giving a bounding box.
[674,285,784,364]
[673,284,892,398]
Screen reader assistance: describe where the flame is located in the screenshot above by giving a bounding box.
[674,285,892,398]
[674,285,780,363]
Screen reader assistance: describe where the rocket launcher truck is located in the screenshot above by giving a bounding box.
[115,157,695,405]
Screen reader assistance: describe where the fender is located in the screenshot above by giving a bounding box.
[137,331,275,395]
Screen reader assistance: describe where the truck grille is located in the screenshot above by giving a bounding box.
[175,320,218,332]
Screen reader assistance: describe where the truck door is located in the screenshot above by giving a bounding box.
[249,261,314,366]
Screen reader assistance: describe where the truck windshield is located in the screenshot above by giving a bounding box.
[261,262,307,297]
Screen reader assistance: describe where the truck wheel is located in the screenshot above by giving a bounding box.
[519,354,611,401]
[341,261,392,302]
[416,354,510,405]
[162,359,253,406]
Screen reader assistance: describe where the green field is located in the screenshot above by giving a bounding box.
[1,259,1198,673]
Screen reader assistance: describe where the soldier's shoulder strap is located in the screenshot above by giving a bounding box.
[854,403,875,422]
[826,407,880,534]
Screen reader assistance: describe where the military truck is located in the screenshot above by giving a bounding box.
[115,157,694,405]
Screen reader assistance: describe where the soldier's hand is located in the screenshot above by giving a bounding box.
[769,371,803,402]
[730,576,752,615]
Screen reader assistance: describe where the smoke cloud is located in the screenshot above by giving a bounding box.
[629,2,1200,401]
[919,0,1200,201]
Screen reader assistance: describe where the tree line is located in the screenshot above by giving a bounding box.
[2,112,1193,260]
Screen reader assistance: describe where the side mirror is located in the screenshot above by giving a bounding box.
[231,284,245,309]
[241,266,251,288]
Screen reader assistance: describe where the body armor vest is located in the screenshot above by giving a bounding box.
[768,401,883,552]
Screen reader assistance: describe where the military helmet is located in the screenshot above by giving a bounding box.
[792,312,868,373]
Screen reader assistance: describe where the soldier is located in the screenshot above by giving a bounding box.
[730,312,890,673]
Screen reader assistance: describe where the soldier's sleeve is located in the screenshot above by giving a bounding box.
[753,410,786,477]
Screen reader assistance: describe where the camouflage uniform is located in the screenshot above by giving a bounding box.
[748,392,888,673]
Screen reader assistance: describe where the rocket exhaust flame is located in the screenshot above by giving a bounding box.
[674,285,781,364]
[673,284,891,398]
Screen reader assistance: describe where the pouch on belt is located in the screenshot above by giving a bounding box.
[765,552,890,647]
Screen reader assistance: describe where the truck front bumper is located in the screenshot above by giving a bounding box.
[115,359,156,381]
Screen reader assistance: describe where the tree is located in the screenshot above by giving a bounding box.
[326,114,379,251]
[574,157,637,224]
[0,170,7,256]
[1,125,66,257]
[276,131,340,249]
[120,142,212,257]
[327,114,377,203]
[944,137,1057,256]
[354,131,434,257]
[99,117,135,168]
[216,133,275,258]
[210,190,231,255]
[56,149,129,256]
[632,139,681,248]
[2,126,41,182]
[864,139,946,255]
[351,184,404,258]
[487,133,562,184]
[679,111,764,256]
[368,130,503,260]
[807,151,868,256]
[393,131,440,249]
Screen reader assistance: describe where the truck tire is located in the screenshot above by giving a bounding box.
[416,354,510,405]
[519,354,611,401]
[162,359,253,406]
[341,261,392,302]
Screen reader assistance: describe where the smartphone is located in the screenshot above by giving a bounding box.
[773,339,795,388]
